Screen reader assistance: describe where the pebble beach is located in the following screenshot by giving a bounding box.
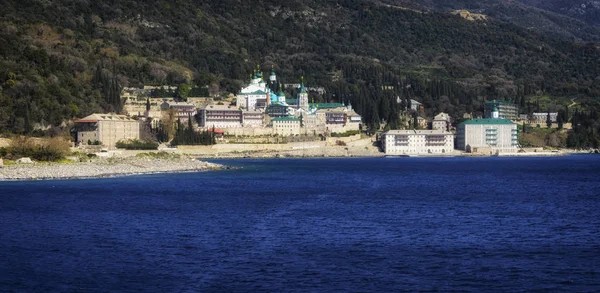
[0,157,224,180]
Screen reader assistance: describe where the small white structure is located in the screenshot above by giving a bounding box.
[382,129,454,155]
[410,99,422,111]
[432,112,451,131]
[531,112,558,123]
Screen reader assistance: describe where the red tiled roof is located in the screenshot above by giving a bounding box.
[207,128,224,134]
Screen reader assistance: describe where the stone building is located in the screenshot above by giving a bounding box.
[272,117,301,136]
[161,101,196,121]
[531,112,558,124]
[243,110,265,127]
[198,105,243,128]
[74,113,140,148]
[432,112,451,131]
[381,129,454,155]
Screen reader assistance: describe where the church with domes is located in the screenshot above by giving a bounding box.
[228,65,362,135]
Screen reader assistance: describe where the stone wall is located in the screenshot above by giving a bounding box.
[326,134,362,146]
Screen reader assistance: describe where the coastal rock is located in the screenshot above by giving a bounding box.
[16,157,34,164]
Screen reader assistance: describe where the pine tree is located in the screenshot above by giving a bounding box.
[557,112,564,130]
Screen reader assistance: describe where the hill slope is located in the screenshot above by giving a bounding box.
[0,0,599,133]
[376,0,600,41]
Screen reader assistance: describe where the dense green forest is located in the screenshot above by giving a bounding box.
[377,0,600,41]
[1,0,600,146]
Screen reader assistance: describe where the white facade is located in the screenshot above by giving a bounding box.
[382,130,454,155]
[273,117,301,136]
[531,112,558,123]
[457,118,518,153]
[236,72,272,111]
[432,112,450,131]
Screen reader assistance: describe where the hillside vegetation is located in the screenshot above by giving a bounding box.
[377,0,600,41]
[0,0,599,145]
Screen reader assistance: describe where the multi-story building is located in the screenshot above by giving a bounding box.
[531,112,558,124]
[381,130,454,155]
[432,112,451,131]
[243,110,265,127]
[272,116,301,136]
[325,112,346,125]
[266,104,290,118]
[484,100,518,120]
[456,118,518,153]
[161,101,196,121]
[74,113,140,148]
[198,105,243,128]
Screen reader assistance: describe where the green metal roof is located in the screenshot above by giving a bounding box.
[268,103,287,108]
[241,90,267,95]
[310,103,345,109]
[459,118,516,125]
[484,100,514,105]
[273,116,299,122]
[299,82,307,94]
[286,98,298,104]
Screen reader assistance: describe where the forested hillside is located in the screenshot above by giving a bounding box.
[519,0,600,26]
[377,0,600,41]
[1,0,600,144]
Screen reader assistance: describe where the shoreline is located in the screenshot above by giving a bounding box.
[0,147,594,181]
[0,156,225,181]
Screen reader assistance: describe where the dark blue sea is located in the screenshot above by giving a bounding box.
[1,156,600,292]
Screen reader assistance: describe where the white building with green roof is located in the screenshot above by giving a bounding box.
[272,116,301,136]
[457,118,519,153]
[236,68,272,111]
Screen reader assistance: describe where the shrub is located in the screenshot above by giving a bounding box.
[330,130,361,137]
[8,136,71,161]
[116,139,159,150]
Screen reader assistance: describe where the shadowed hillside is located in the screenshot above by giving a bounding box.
[0,0,599,135]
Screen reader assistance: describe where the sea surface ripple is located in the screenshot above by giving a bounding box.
[1,156,599,292]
